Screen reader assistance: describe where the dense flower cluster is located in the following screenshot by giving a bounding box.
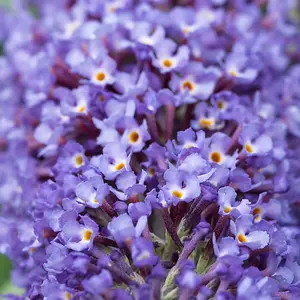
[1,0,300,299]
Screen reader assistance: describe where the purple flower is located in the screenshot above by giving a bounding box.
[237,271,279,300]
[177,152,211,176]
[169,62,221,102]
[74,53,117,87]
[54,141,88,173]
[172,128,206,154]
[250,192,281,223]
[239,124,273,156]
[60,214,99,251]
[82,270,113,296]
[177,268,202,290]
[211,91,240,120]
[108,214,147,246]
[213,234,249,261]
[43,242,68,274]
[192,102,224,131]
[230,214,270,250]
[285,105,300,138]
[215,255,244,283]
[208,167,230,188]
[131,237,157,267]
[203,133,237,168]
[131,22,165,47]
[224,51,261,83]
[218,186,251,217]
[95,142,131,180]
[230,168,252,192]
[2,0,300,298]
[57,86,91,117]
[109,170,147,201]
[41,279,75,300]
[162,165,201,205]
[152,39,189,73]
[75,177,109,208]
[128,192,152,221]
[121,120,151,153]
[114,71,148,98]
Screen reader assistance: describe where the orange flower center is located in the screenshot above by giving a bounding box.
[95,72,106,81]
[253,207,261,215]
[182,81,194,91]
[148,167,155,176]
[30,247,37,254]
[210,151,222,164]
[163,59,173,68]
[129,131,140,143]
[245,143,253,153]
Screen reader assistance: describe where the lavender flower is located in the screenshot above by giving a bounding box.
[1,1,300,299]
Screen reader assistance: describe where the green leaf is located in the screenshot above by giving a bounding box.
[0,281,24,296]
[161,267,179,299]
[28,4,39,18]
[162,287,179,300]
[0,43,4,56]
[0,255,24,296]
[0,0,11,9]
[0,255,11,288]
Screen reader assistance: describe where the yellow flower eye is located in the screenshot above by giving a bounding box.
[223,206,232,213]
[77,105,86,113]
[83,229,93,241]
[237,233,247,243]
[115,162,125,171]
[229,69,238,77]
[74,154,84,167]
[217,100,225,110]
[183,27,190,34]
[199,118,215,128]
[172,190,183,199]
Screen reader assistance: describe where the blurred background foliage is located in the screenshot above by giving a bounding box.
[0,0,20,293]
[0,0,23,295]
[0,254,23,296]
[0,0,9,9]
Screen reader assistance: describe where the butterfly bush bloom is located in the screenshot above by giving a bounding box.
[1,1,300,299]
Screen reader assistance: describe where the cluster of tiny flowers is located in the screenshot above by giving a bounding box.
[1,0,300,299]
